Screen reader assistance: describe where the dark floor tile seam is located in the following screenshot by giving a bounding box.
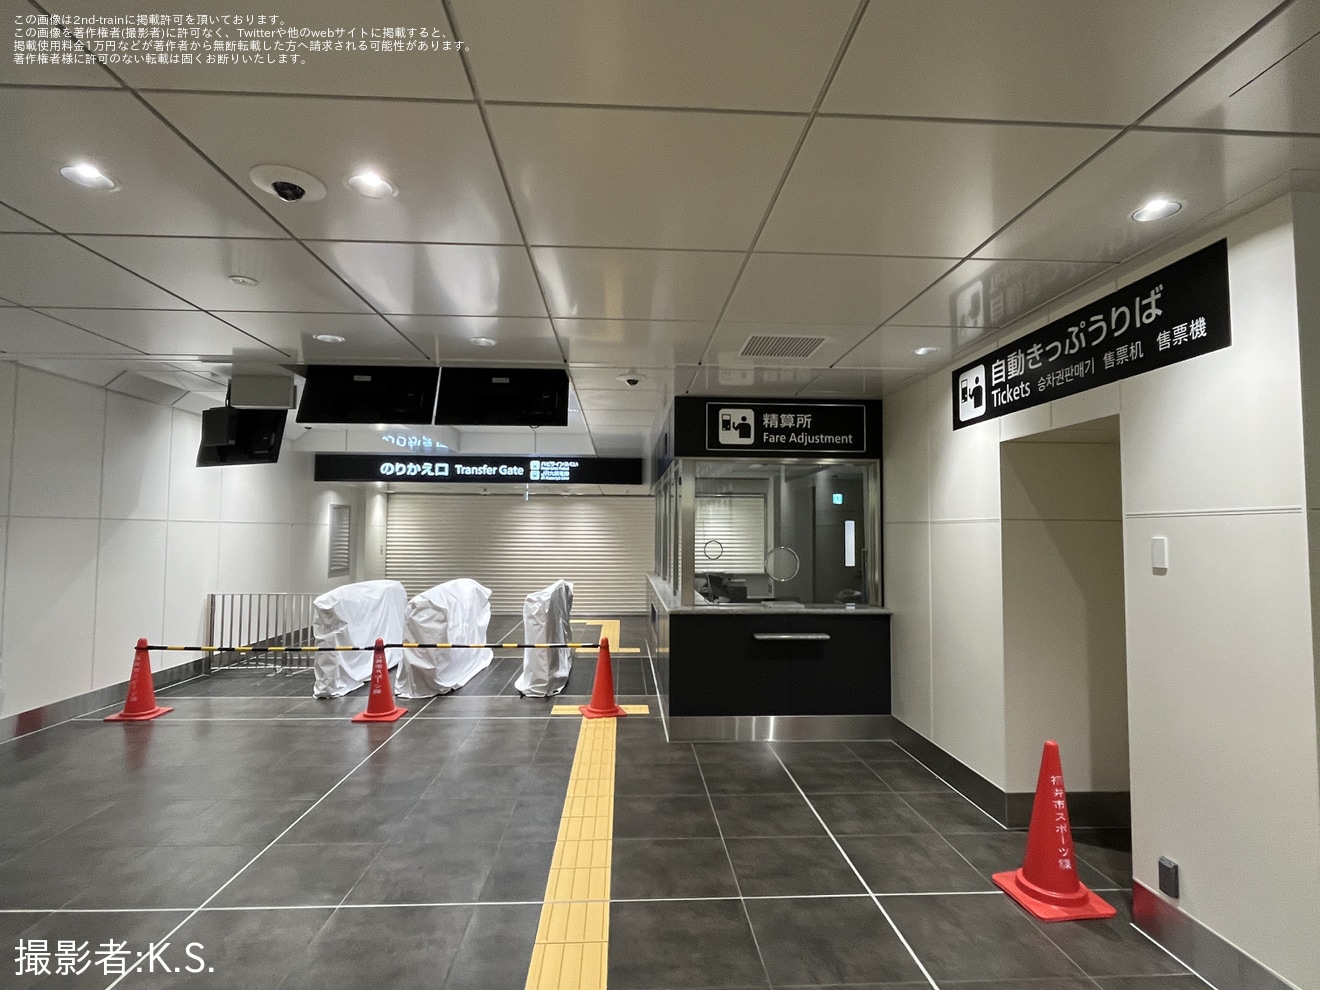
[690,749,778,990]
[1107,918,1219,988]
[86,694,442,990]
[770,751,942,990]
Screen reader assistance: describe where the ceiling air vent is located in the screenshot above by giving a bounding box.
[738,334,826,359]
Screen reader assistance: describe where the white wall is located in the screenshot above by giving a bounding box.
[0,365,363,716]
[884,195,1320,989]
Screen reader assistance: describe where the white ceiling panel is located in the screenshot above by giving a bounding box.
[532,248,743,320]
[886,258,1115,330]
[75,236,374,313]
[0,203,45,233]
[90,0,471,99]
[581,408,659,430]
[386,315,562,363]
[979,130,1320,263]
[309,242,548,317]
[209,311,424,362]
[834,326,962,370]
[0,234,189,309]
[558,320,711,367]
[684,364,821,396]
[575,388,670,412]
[0,307,139,355]
[570,366,678,394]
[1,0,119,88]
[456,0,855,111]
[1147,2,1320,133]
[823,0,1281,124]
[760,118,1115,257]
[799,369,918,398]
[487,106,803,249]
[16,358,124,387]
[0,89,283,238]
[146,94,521,244]
[723,254,956,326]
[38,309,286,358]
[703,322,876,368]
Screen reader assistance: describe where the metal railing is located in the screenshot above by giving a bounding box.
[204,593,318,674]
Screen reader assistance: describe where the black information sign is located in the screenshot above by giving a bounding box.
[951,239,1231,429]
[315,454,643,485]
[673,397,880,458]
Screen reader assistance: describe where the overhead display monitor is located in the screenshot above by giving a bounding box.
[433,367,569,426]
[196,408,287,466]
[296,365,440,424]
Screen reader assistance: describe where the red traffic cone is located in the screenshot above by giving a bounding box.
[105,639,173,722]
[993,740,1116,921]
[578,638,627,719]
[351,639,407,723]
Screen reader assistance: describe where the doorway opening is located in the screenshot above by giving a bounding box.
[1000,415,1130,827]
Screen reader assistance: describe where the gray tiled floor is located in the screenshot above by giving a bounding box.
[0,615,1207,989]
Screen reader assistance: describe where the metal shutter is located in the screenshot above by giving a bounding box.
[328,504,352,577]
[386,494,654,613]
[695,494,766,572]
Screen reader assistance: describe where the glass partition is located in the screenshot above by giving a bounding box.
[654,458,880,606]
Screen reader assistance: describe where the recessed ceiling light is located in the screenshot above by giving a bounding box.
[345,169,398,198]
[471,337,497,347]
[1132,198,1182,222]
[313,333,345,343]
[228,274,260,286]
[60,162,118,191]
[914,346,940,356]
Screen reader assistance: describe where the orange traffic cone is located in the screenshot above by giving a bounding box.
[105,639,173,722]
[993,740,1116,921]
[578,637,627,719]
[351,639,407,723]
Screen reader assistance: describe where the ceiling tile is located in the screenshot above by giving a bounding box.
[760,117,1115,257]
[979,130,1320,263]
[834,326,962,370]
[145,93,520,243]
[216,311,426,362]
[0,203,45,232]
[39,309,286,358]
[570,366,678,393]
[0,307,139,355]
[558,319,711,367]
[74,236,373,313]
[703,322,876,368]
[575,388,669,412]
[386,315,562,363]
[487,106,802,249]
[1,0,120,87]
[886,258,1115,331]
[1147,3,1320,133]
[16,358,124,387]
[723,254,955,326]
[0,234,189,309]
[685,365,821,396]
[823,0,1281,124]
[89,0,471,99]
[456,0,856,111]
[309,242,547,317]
[799,368,918,398]
[532,248,743,320]
[582,408,659,430]
[0,89,283,238]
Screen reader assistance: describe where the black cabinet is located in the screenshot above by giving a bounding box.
[668,611,890,717]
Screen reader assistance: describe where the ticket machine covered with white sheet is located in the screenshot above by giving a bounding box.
[395,579,493,698]
[516,579,574,697]
[311,579,407,698]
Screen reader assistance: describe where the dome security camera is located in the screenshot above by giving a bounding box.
[249,164,326,203]
[617,372,646,388]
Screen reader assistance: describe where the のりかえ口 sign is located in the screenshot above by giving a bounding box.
[951,239,1231,429]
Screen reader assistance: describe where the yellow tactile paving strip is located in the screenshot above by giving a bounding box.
[551,704,649,716]
[524,715,618,990]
